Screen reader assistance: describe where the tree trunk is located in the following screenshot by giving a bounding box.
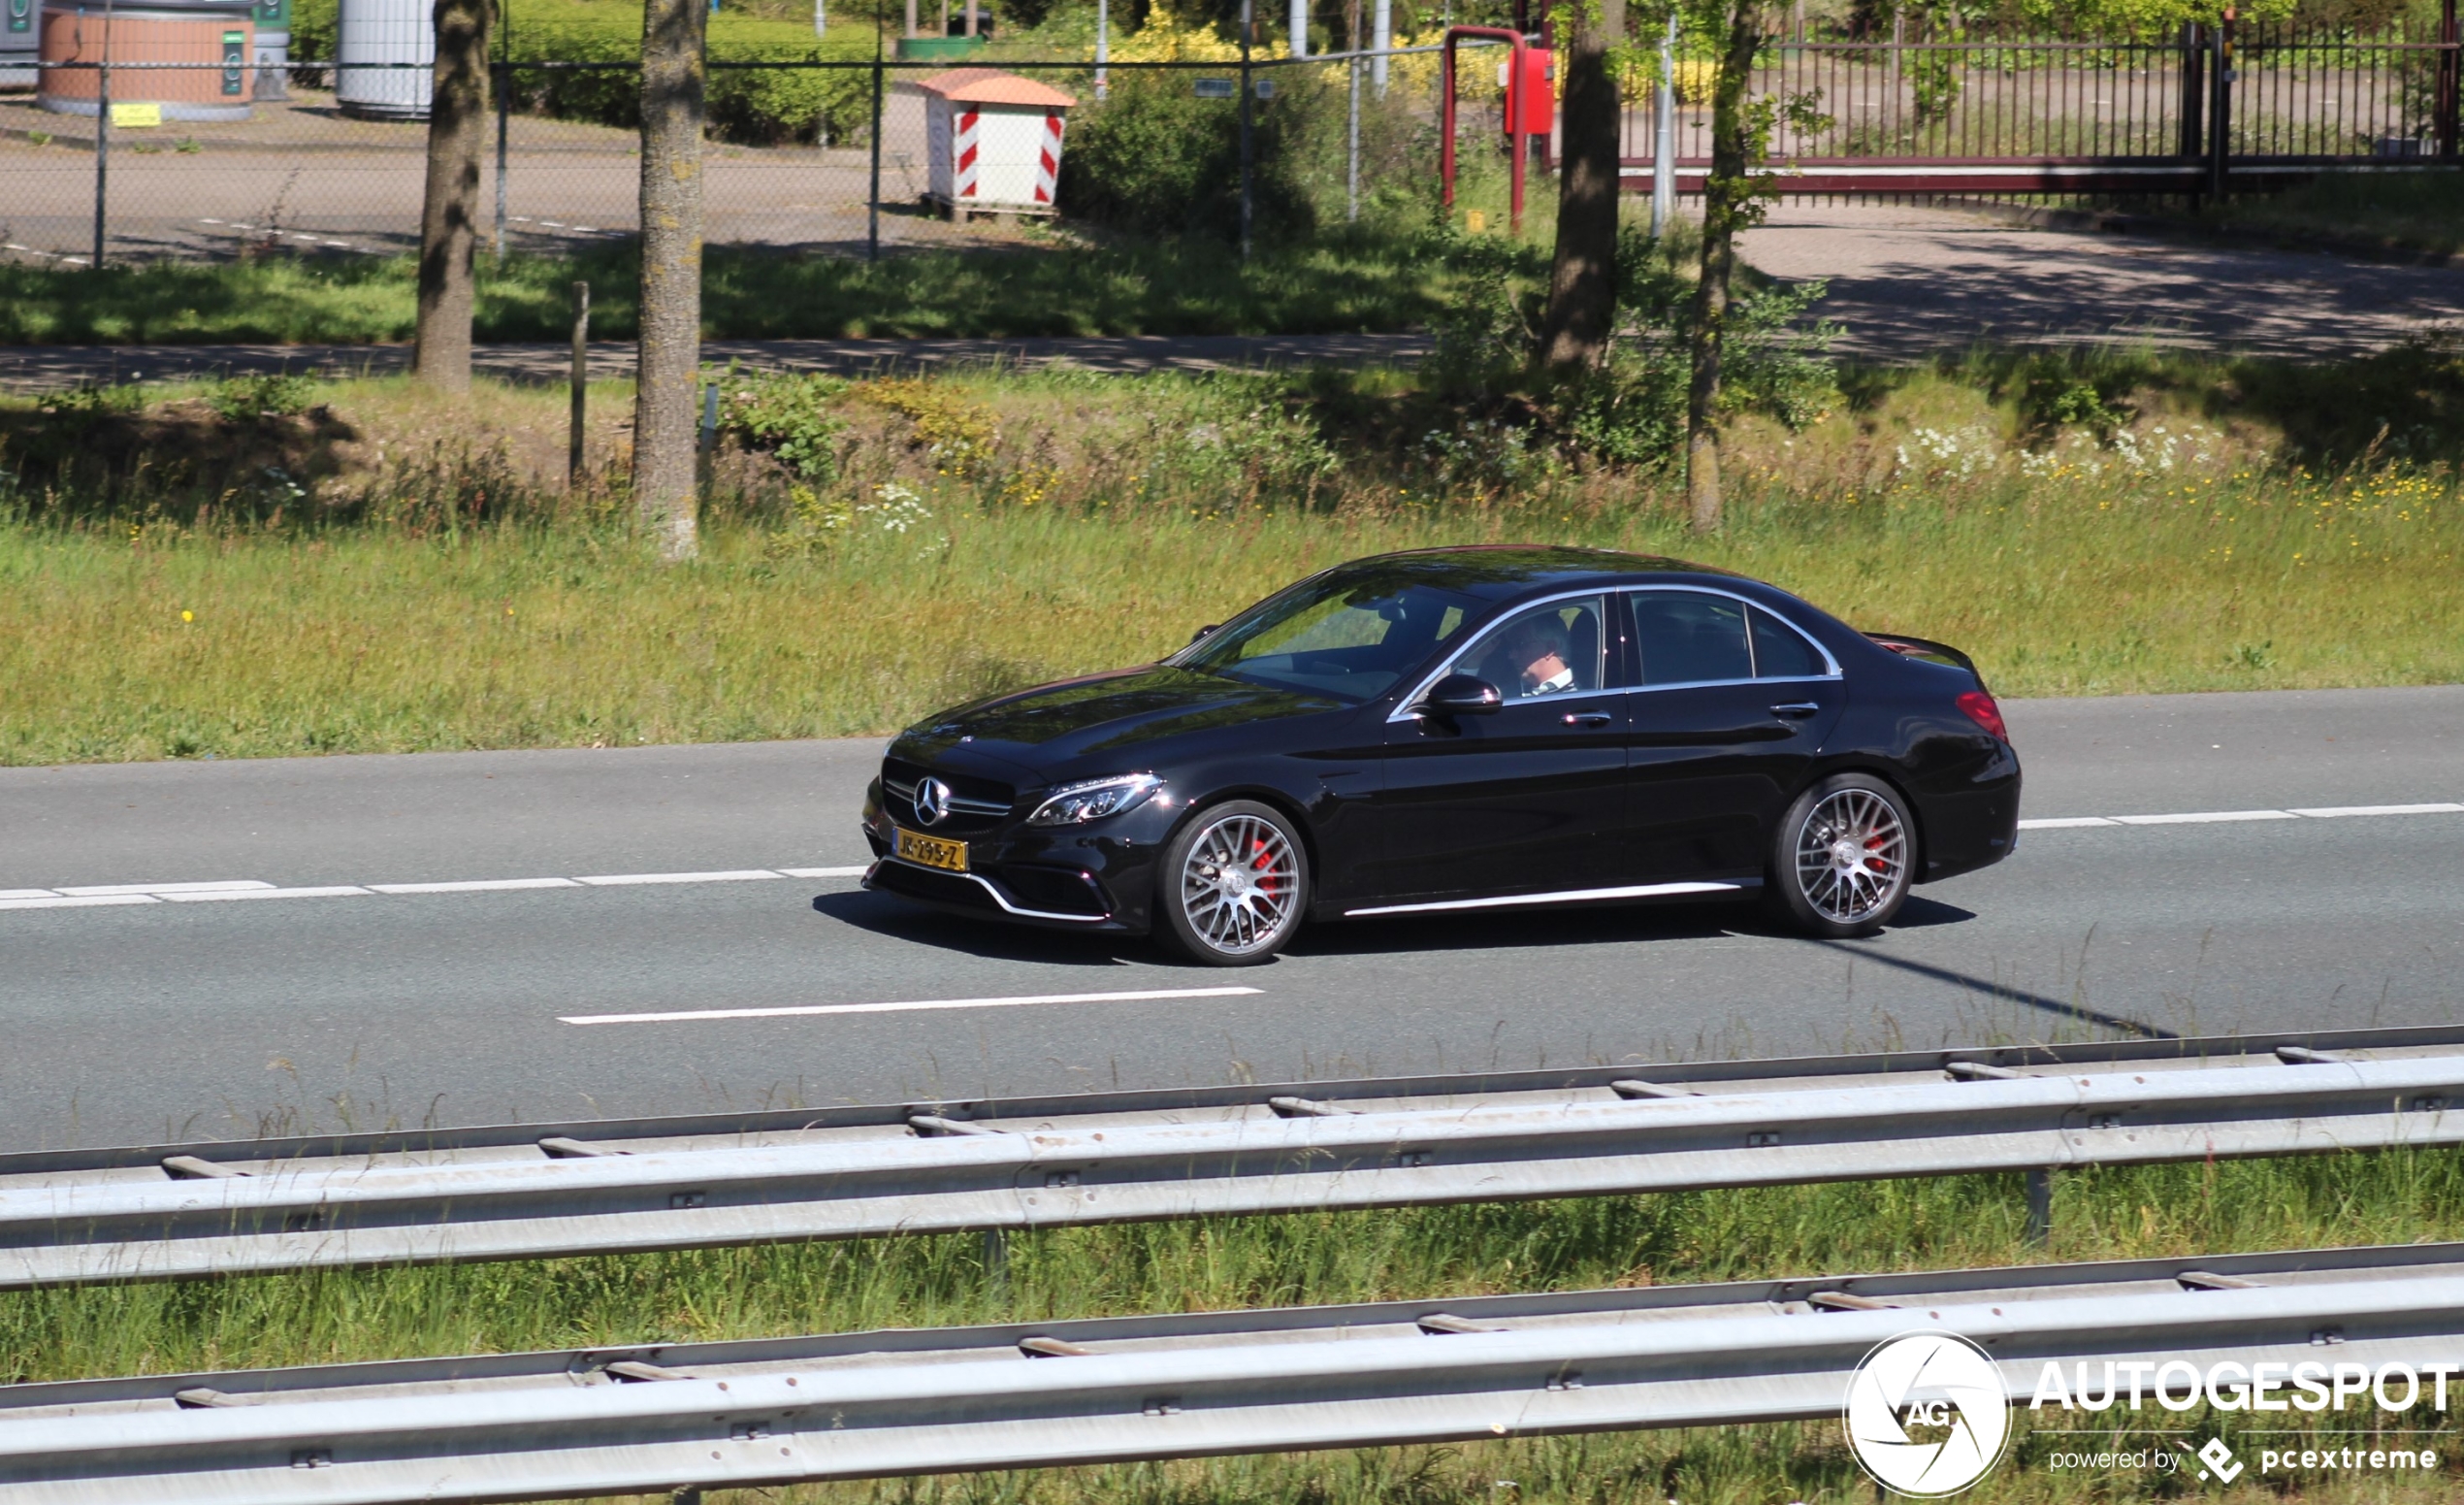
[1538,0,1625,370]
[634,0,707,562]
[411,0,491,392]
[1684,0,1762,533]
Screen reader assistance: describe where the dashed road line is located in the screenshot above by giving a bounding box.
[560,987,1267,1026]
[5,802,2451,915]
[2017,802,2462,831]
[0,866,874,912]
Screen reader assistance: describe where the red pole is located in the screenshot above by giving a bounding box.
[1443,30,1459,209]
[1443,26,1530,231]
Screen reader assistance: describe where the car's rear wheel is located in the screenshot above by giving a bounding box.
[1155,801,1309,965]
[1768,773,1914,938]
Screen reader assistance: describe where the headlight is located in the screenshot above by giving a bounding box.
[1025,773,1164,827]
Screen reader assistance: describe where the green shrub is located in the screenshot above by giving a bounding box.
[506,9,875,145]
[717,369,854,482]
[208,374,319,423]
[1057,68,1316,240]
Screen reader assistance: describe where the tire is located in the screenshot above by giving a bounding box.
[1154,800,1310,965]
[1767,773,1916,938]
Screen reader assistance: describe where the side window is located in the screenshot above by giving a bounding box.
[1446,597,1607,701]
[1630,592,1753,686]
[1750,605,1830,678]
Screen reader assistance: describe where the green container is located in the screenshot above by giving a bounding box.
[894,34,987,60]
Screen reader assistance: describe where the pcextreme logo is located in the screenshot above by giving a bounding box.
[1844,1331,2013,1497]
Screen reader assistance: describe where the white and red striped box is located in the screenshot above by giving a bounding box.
[919,67,1076,214]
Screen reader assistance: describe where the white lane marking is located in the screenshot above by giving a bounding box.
[56,880,276,897]
[0,890,59,900]
[2020,802,2463,831]
[779,866,871,878]
[1346,880,1741,918]
[160,886,374,902]
[369,877,583,895]
[0,894,160,911]
[573,869,786,887]
[561,986,1265,1026]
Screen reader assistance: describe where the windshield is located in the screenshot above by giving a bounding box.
[1174,571,1482,703]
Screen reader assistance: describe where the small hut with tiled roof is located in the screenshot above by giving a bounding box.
[918,67,1078,219]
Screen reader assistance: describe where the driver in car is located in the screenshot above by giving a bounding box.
[1508,619,1576,697]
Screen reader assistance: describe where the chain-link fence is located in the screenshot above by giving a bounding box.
[13,16,2453,271]
[3,46,1470,266]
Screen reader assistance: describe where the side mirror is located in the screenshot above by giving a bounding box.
[1190,624,1220,644]
[1411,673,1503,717]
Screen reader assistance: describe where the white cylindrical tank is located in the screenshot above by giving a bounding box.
[919,67,1077,217]
[336,0,430,119]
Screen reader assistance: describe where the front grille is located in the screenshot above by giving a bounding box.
[869,861,1001,914]
[882,757,1017,833]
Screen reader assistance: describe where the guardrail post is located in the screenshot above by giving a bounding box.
[92,5,113,272]
[568,280,589,489]
[982,1227,1009,1293]
[867,41,883,262]
[2025,1166,2055,1247]
[494,59,509,264]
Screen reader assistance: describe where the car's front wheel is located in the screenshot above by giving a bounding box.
[1768,773,1915,938]
[1155,801,1309,965]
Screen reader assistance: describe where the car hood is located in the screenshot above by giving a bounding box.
[893,666,1350,769]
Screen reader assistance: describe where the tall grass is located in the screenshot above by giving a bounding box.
[1,348,2456,765]
[7,1150,2463,1500]
[0,463,2453,765]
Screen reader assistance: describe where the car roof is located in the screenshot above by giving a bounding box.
[1322,545,1747,605]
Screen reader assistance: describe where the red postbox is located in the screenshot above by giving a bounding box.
[1505,46,1553,140]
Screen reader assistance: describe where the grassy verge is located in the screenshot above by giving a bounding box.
[1,343,2458,765]
[0,233,1455,344]
[2148,171,2464,261]
[7,1149,2463,1500]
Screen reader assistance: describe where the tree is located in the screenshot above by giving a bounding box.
[634,0,709,562]
[1682,0,1765,532]
[411,0,493,392]
[1538,0,1626,370]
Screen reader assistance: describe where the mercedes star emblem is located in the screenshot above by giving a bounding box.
[914,776,953,827]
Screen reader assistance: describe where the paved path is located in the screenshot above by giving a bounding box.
[1742,203,2464,360]
[1,685,2457,1150]
[0,334,1439,393]
[7,204,2464,392]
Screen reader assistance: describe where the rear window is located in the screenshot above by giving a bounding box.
[1630,593,1753,686]
[1750,606,1829,678]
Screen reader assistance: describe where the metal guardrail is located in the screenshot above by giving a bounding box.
[6,1025,2464,1287]
[3,1239,2461,1503]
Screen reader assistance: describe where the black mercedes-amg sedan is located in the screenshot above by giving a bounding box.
[861,546,2020,965]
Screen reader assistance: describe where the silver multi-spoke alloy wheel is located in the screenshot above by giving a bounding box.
[1770,774,1914,936]
[1794,786,1908,924]
[1159,801,1308,965]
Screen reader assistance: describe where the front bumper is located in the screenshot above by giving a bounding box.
[859,779,1171,933]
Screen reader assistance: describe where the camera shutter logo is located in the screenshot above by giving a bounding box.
[1843,1330,2012,1496]
[914,777,953,827]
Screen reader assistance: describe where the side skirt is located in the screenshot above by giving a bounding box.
[1340,878,1755,919]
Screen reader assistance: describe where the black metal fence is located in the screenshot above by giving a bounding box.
[4,13,2460,271]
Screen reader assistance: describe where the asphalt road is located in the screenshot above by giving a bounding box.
[1,684,2458,1152]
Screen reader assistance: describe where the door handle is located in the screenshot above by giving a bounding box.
[1769,703,1822,719]
[1561,711,1614,728]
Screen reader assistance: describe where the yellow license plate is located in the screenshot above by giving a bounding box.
[895,827,969,872]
